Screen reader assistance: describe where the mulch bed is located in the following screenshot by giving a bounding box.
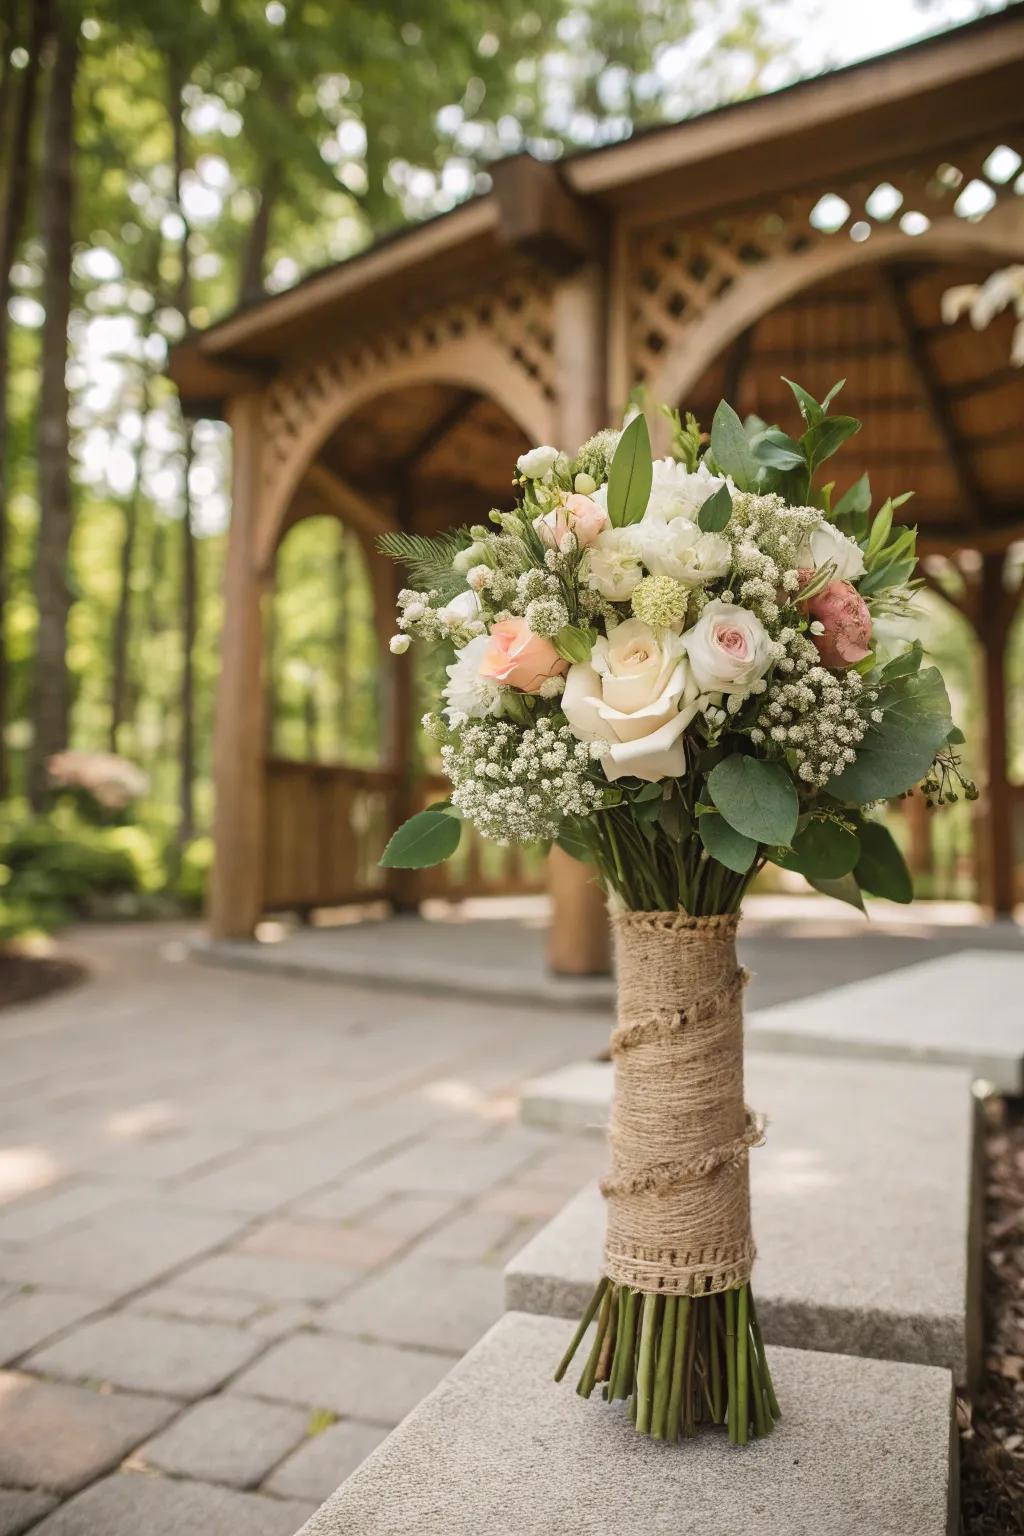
[0,949,87,1011]
[961,1095,1024,1535]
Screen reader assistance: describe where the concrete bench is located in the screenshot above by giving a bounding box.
[512,1054,981,1384]
[294,1311,957,1536]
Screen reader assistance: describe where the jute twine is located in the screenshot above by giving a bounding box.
[602,911,764,1297]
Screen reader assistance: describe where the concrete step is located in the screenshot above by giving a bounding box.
[295,1311,957,1536]
[512,1053,981,1384]
[746,951,1024,1090]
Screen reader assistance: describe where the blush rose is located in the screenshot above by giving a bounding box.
[803,577,873,668]
[534,493,609,552]
[478,618,567,694]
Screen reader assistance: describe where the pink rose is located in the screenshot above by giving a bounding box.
[534,493,609,552]
[803,575,872,668]
[478,618,568,694]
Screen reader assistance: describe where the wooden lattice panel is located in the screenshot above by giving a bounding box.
[626,132,1024,387]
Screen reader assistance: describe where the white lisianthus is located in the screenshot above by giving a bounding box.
[442,634,503,723]
[644,457,733,523]
[389,634,411,655]
[517,444,559,479]
[437,588,482,629]
[561,618,702,782]
[585,526,644,601]
[636,518,732,586]
[683,599,774,695]
[799,520,866,583]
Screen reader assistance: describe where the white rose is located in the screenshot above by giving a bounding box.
[800,520,866,583]
[442,634,503,722]
[517,444,559,479]
[437,588,482,628]
[683,600,774,695]
[645,457,733,522]
[389,634,411,655]
[561,618,702,783]
[637,519,732,586]
[584,526,644,602]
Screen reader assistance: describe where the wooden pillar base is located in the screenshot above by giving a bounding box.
[547,846,611,976]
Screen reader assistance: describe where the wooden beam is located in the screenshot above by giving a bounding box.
[392,390,479,480]
[303,463,398,539]
[491,155,604,272]
[878,266,984,524]
[977,552,1023,915]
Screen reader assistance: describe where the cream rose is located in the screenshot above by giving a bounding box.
[636,518,732,586]
[800,520,866,583]
[683,600,774,695]
[584,526,644,601]
[562,619,701,782]
[517,444,559,480]
[534,493,609,552]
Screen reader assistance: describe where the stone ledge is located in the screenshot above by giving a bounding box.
[512,1053,981,1384]
[294,1311,957,1536]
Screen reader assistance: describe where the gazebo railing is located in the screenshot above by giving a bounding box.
[261,758,545,915]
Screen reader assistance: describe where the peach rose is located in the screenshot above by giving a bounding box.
[534,493,609,552]
[803,576,872,669]
[478,618,568,694]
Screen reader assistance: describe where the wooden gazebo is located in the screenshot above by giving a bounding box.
[171,10,1024,963]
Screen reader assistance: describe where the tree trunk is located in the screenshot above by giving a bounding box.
[27,8,76,809]
[238,160,279,307]
[0,0,49,797]
[109,442,144,753]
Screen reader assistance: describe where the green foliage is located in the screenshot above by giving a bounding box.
[771,817,859,880]
[606,413,653,527]
[829,668,953,802]
[377,529,474,596]
[697,812,757,874]
[708,401,759,491]
[661,407,702,472]
[855,820,913,903]
[707,755,798,847]
[0,806,162,937]
[380,807,462,869]
[697,483,732,533]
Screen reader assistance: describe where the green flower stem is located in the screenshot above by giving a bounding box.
[554,1275,608,1382]
[709,1294,723,1423]
[577,1280,614,1399]
[666,1294,690,1444]
[612,1287,639,1401]
[650,1294,677,1440]
[635,1293,660,1433]
[750,1294,781,1421]
[724,1289,738,1444]
[748,1317,770,1438]
[736,1284,750,1446]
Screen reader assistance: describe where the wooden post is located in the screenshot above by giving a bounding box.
[978,552,1017,916]
[208,392,268,939]
[549,261,612,976]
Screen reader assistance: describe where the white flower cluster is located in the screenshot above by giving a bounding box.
[747,631,871,788]
[440,718,604,843]
[728,492,819,574]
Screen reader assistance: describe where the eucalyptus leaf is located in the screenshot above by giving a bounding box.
[808,871,866,912]
[710,400,759,490]
[879,641,923,682]
[699,812,758,874]
[707,755,799,846]
[606,412,653,527]
[829,667,953,802]
[753,428,806,472]
[380,809,462,869]
[771,817,860,879]
[855,820,913,903]
[802,414,861,469]
[697,482,732,532]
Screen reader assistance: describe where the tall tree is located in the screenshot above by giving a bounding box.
[0,0,48,796]
[27,5,76,808]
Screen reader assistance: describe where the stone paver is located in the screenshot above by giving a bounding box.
[265,1421,390,1503]
[295,1312,956,1536]
[237,1217,407,1270]
[0,1489,59,1536]
[0,1372,177,1492]
[26,1313,266,1399]
[32,1473,315,1536]
[173,1251,359,1305]
[321,1256,505,1354]
[127,1284,261,1325]
[137,1395,309,1487]
[0,1184,128,1245]
[508,1053,979,1381]
[231,1332,454,1425]
[0,1289,106,1365]
[351,1130,548,1197]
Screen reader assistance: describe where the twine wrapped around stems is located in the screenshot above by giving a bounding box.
[602,911,764,1297]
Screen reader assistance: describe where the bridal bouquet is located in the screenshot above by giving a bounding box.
[379,379,970,1446]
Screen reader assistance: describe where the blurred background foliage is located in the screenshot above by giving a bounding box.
[0,0,1009,938]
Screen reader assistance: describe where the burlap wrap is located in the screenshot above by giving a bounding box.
[602,911,763,1297]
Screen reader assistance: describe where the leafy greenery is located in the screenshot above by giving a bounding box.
[707,755,799,848]
[697,483,732,533]
[830,668,954,802]
[854,820,913,903]
[380,807,462,868]
[772,817,859,880]
[606,413,652,527]
[697,812,757,874]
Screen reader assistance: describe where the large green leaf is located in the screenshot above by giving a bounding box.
[802,415,861,469]
[709,400,758,491]
[830,667,953,803]
[697,483,732,532]
[606,413,653,527]
[772,817,859,880]
[855,820,913,903]
[752,428,805,472]
[808,871,866,912]
[380,809,462,868]
[707,755,799,846]
[698,812,758,874]
[556,818,595,865]
[833,471,871,532]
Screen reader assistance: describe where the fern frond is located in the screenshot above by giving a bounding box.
[377,528,473,594]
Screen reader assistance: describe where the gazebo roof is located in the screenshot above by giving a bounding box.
[171,8,1024,406]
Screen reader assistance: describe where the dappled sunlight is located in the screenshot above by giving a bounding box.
[417,1079,513,1122]
[105,1101,184,1141]
[0,1146,64,1204]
